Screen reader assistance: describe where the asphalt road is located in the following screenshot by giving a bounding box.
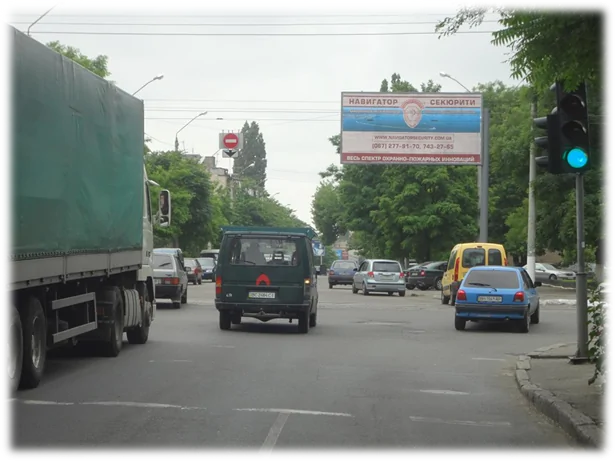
[12,278,579,449]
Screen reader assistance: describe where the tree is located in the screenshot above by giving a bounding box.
[46,41,110,78]
[435,9,602,91]
[233,121,268,187]
[311,181,345,246]
[145,151,218,255]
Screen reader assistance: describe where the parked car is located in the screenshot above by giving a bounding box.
[404,261,432,289]
[352,259,406,296]
[454,266,541,333]
[441,242,508,306]
[153,252,188,309]
[197,257,217,282]
[407,261,448,291]
[523,262,576,282]
[185,258,203,285]
[328,260,358,288]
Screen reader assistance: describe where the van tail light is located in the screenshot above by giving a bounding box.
[367,271,374,278]
[513,291,525,302]
[456,289,467,301]
[215,276,222,295]
[454,257,460,281]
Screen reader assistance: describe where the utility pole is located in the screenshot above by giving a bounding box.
[479,108,490,242]
[574,172,589,361]
[527,95,537,282]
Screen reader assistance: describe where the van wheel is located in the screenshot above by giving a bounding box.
[309,312,317,327]
[19,296,47,389]
[441,291,450,305]
[219,312,231,330]
[450,293,456,306]
[9,305,23,392]
[298,310,309,334]
[435,278,443,291]
[231,314,242,325]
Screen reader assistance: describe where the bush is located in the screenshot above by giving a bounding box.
[587,284,606,386]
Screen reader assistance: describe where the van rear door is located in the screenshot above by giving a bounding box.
[219,234,306,305]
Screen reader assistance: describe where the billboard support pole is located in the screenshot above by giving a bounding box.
[479,108,490,242]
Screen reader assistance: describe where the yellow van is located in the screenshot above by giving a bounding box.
[441,242,508,305]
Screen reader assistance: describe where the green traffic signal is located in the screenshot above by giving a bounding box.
[564,147,588,169]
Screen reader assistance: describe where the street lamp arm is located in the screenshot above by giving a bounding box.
[27,5,57,36]
[176,111,208,139]
[450,76,472,93]
[133,74,164,96]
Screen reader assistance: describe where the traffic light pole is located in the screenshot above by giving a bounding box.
[573,173,589,362]
[526,97,537,282]
[479,108,490,242]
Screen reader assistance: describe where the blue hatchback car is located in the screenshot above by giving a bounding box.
[454,266,541,333]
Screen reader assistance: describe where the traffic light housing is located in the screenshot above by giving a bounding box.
[534,81,591,174]
[556,81,591,173]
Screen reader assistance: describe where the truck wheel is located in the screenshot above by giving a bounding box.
[9,305,23,392]
[181,287,188,304]
[219,312,231,330]
[298,310,309,334]
[100,286,124,357]
[19,296,47,389]
[127,288,151,345]
[309,311,317,328]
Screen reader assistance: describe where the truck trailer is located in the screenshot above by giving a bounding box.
[8,27,171,391]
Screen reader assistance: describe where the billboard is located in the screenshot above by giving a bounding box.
[340,92,483,165]
[312,240,325,257]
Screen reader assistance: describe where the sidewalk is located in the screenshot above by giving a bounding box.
[515,342,604,447]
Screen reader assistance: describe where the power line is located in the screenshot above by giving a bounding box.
[145,108,339,113]
[144,99,339,103]
[10,20,499,27]
[24,30,496,36]
[10,12,474,18]
[146,117,339,122]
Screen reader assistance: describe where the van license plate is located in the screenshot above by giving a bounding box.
[248,291,276,299]
[477,296,502,303]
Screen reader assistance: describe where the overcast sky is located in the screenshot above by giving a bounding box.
[8,1,524,227]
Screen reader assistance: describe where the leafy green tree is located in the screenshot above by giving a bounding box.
[311,181,345,245]
[435,9,602,91]
[233,121,268,187]
[145,151,217,255]
[46,41,110,78]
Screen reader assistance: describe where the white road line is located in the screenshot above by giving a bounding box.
[419,390,469,395]
[208,345,236,349]
[472,357,506,362]
[409,416,511,427]
[259,412,290,453]
[234,408,354,417]
[17,400,205,411]
[149,359,193,363]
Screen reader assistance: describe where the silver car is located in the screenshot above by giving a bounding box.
[153,252,189,309]
[352,259,406,296]
[523,262,576,282]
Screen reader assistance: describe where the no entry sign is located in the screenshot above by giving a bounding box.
[222,133,239,149]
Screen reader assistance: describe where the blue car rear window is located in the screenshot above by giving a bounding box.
[333,261,355,269]
[465,270,519,289]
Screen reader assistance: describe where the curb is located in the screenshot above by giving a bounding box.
[515,344,602,448]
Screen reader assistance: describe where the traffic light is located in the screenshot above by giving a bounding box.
[534,81,591,174]
[556,81,591,173]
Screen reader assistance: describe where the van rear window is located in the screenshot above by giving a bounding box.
[462,248,485,268]
[227,236,300,267]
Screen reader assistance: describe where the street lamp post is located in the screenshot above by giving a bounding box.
[132,74,164,97]
[27,4,57,36]
[439,71,489,243]
[229,162,255,202]
[174,111,208,152]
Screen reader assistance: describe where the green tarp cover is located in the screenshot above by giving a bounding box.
[11,27,144,261]
[221,226,317,240]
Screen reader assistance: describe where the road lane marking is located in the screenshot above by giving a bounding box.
[419,390,469,395]
[234,408,353,417]
[149,359,193,363]
[409,416,511,427]
[259,412,290,453]
[16,399,205,411]
[472,357,506,362]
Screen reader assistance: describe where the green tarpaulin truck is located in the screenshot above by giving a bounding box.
[8,27,172,391]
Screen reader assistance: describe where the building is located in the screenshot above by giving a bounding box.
[202,156,231,189]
